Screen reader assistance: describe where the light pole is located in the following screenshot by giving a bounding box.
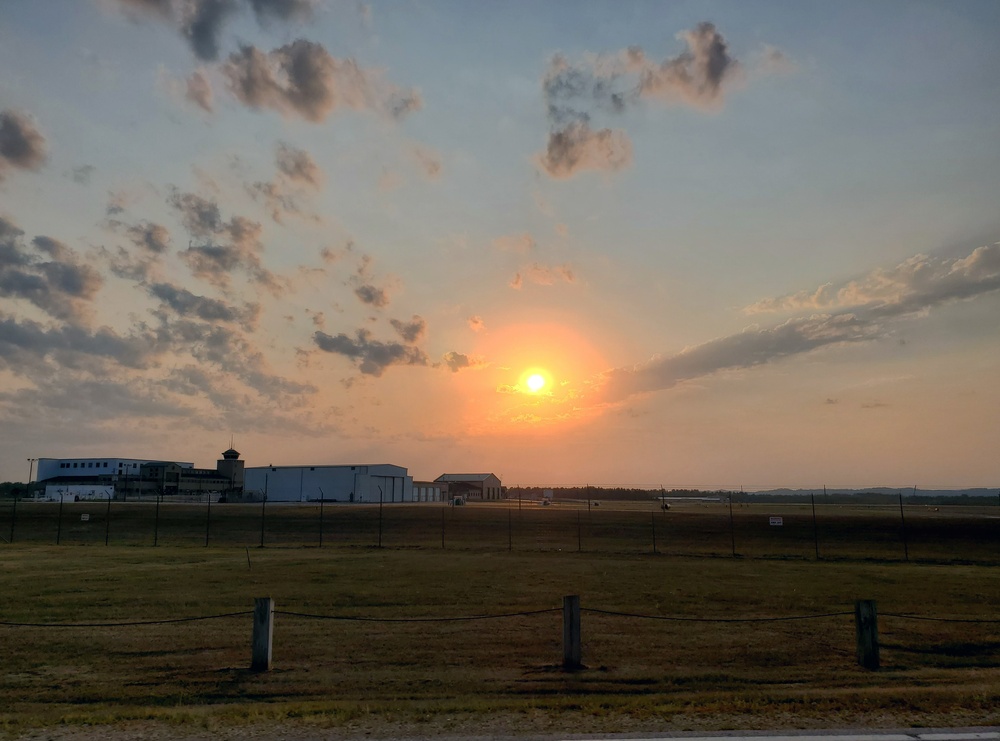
[26,458,36,497]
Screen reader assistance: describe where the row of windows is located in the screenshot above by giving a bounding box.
[58,461,140,470]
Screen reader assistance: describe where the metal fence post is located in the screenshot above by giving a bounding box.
[251,597,274,671]
[563,595,582,670]
[855,599,880,670]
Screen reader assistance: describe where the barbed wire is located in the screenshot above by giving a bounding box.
[274,607,561,623]
[881,612,1000,624]
[582,607,854,623]
[0,611,251,628]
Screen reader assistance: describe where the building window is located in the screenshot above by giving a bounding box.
[271,468,276,472]
[73,462,78,468]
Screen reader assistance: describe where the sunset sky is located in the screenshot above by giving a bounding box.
[2,1,999,489]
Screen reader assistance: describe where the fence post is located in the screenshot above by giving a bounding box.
[854,599,879,670]
[563,595,582,670]
[251,597,274,671]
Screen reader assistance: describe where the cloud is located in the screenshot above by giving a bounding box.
[0,218,103,324]
[70,164,96,185]
[634,22,743,109]
[389,314,426,343]
[222,39,421,122]
[126,221,171,253]
[509,262,575,289]
[0,110,47,179]
[350,254,392,308]
[411,145,442,180]
[248,180,301,224]
[599,241,1000,405]
[275,142,322,187]
[354,283,389,308]
[538,121,632,179]
[0,311,153,372]
[538,23,785,179]
[169,190,281,290]
[600,313,881,403]
[441,350,486,373]
[467,315,485,332]
[744,243,1000,320]
[314,328,429,376]
[185,68,214,112]
[111,0,312,61]
[249,0,315,23]
[147,282,259,329]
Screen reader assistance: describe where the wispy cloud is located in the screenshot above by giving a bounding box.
[600,242,1000,404]
[509,262,575,289]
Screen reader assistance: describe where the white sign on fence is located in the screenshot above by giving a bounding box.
[80,514,90,522]
[769,516,783,526]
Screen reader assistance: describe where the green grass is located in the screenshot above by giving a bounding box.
[1,541,999,737]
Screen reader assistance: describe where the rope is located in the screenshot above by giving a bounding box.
[0,611,251,628]
[881,612,1000,624]
[582,607,853,623]
[274,607,561,623]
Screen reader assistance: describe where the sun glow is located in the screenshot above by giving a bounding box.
[526,373,546,392]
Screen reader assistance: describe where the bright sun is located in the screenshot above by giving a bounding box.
[526,373,546,392]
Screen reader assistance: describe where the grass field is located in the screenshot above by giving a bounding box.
[3,498,1000,563]
[2,504,1000,738]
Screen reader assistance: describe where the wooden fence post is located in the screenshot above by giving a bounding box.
[251,597,274,671]
[855,599,879,670]
[563,595,582,670]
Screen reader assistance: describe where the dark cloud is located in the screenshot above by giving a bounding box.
[442,351,473,372]
[168,191,222,235]
[0,219,102,324]
[249,0,315,23]
[0,110,47,179]
[0,312,153,372]
[276,142,322,187]
[169,190,280,290]
[223,39,421,122]
[185,69,214,112]
[538,121,632,179]
[111,0,311,61]
[354,283,389,308]
[126,221,171,253]
[182,0,239,61]
[635,22,742,108]
[148,282,259,328]
[389,315,425,343]
[538,23,776,179]
[314,328,429,377]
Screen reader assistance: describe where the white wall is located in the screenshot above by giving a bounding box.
[243,465,413,503]
[43,484,114,501]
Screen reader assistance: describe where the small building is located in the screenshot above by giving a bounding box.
[244,464,413,503]
[434,473,503,501]
[412,480,448,503]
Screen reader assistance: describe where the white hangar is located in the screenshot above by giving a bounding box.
[243,464,413,503]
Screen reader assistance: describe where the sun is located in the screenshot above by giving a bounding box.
[526,373,546,393]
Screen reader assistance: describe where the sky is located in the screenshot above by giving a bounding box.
[1,0,999,490]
